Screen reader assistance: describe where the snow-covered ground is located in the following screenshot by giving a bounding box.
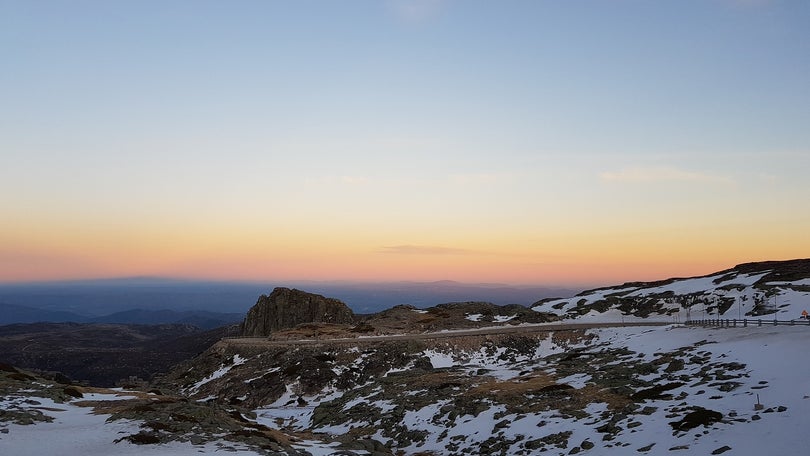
[8,325,805,455]
[0,395,264,456]
[254,324,810,455]
[0,387,344,456]
[533,269,810,323]
[591,325,810,455]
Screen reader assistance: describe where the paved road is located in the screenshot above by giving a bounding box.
[221,321,670,347]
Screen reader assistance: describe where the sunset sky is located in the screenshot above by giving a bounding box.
[2,0,809,287]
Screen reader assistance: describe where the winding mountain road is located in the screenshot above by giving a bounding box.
[221,321,671,347]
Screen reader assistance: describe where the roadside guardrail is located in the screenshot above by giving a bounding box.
[686,318,810,327]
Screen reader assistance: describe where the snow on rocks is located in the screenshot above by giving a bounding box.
[465,313,484,322]
[185,354,247,394]
[287,324,807,455]
[533,265,810,323]
[0,391,270,456]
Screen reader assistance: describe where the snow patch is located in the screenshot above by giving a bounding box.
[187,355,248,393]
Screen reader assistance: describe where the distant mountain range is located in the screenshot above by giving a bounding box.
[0,278,576,326]
[0,302,87,325]
[0,302,243,329]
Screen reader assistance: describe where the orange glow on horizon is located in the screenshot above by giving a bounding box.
[2,204,808,288]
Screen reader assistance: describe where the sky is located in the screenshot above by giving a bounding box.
[1,0,809,287]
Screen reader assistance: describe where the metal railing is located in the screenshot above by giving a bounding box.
[686,318,810,327]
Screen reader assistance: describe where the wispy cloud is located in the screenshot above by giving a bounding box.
[379,244,475,255]
[387,0,448,24]
[600,166,733,185]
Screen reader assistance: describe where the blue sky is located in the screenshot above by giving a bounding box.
[1,0,809,285]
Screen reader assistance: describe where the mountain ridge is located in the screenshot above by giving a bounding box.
[532,258,810,321]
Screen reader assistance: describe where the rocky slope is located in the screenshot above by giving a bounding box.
[532,259,810,321]
[0,362,351,455]
[156,324,803,455]
[152,264,810,455]
[241,288,557,340]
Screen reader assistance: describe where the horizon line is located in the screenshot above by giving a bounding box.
[0,275,596,290]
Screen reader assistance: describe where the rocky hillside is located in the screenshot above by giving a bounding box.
[0,362,350,455]
[241,287,557,340]
[241,288,355,337]
[156,324,804,455]
[532,258,810,321]
[362,302,554,333]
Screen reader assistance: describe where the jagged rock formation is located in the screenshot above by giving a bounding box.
[241,287,355,337]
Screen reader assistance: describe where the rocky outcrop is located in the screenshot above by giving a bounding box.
[241,288,355,337]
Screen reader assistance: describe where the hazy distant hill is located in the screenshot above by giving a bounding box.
[89,309,244,329]
[0,302,86,325]
[0,278,264,316]
[0,302,245,330]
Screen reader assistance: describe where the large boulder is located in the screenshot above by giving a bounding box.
[241,288,355,336]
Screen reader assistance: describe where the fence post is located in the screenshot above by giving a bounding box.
[743,319,747,327]
[791,319,795,326]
